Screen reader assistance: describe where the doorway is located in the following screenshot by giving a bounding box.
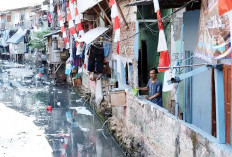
[138,40,148,87]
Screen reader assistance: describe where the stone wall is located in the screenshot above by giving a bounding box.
[80,70,115,120]
[111,0,137,59]
[109,93,232,157]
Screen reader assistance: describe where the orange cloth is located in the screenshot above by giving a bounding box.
[218,0,232,16]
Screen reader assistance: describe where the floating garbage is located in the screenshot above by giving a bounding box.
[75,98,82,103]
[70,107,92,116]
[57,102,61,106]
[71,92,75,95]
[46,106,52,112]
[81,128,90,132]
[37,73,43,77]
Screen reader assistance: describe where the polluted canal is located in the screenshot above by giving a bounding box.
[0,60,125,157]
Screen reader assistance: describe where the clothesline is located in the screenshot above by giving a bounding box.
[157,63,210,69]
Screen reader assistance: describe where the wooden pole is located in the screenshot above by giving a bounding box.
[215,67,226,144]
[97,3,112,25]
[93,8,106,25]
[116,2,129,29]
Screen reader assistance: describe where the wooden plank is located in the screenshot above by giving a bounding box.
[215,68,226,144]
[223,65,231,144]
[116,2,128,29]
[211,68,217,137]
[111,91,126,107]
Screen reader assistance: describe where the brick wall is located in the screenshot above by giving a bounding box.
[111,0,137,59]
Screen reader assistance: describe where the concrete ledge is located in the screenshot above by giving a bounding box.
[110,94,232,156]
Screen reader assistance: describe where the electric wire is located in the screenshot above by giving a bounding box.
[119,0,197,43]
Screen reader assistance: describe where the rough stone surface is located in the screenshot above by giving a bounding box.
[109,94,232,157]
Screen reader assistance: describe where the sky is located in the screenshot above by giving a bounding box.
[0,0,44,11]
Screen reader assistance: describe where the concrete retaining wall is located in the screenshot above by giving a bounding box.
[109,94,232,157]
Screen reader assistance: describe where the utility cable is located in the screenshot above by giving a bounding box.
[119,0,197,43]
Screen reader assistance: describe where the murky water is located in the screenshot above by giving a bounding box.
[0,60,125,157]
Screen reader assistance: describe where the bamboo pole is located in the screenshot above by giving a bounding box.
[116,2,129,29]
[97,3,112,25]
[93,8,106,25]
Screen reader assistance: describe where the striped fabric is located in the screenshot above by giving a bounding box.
[57,5,69,49]
[109,0,120,54]
[153,0,170,72]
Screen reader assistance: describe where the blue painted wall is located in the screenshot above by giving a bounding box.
[183,10,212,134]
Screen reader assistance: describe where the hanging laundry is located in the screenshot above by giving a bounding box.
[62,0,66,12]
[81,43,86,59]
[88,43,104,74]
[103,42,111,57]
[72,39,77,59]
[47,13,52,24]
[65,59,74,75]
[95,78,103,107]
[58,37,65,49]
[73,57,82,67]
[76,42,83,55]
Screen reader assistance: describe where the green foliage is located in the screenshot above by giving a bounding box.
[28,30,51,50]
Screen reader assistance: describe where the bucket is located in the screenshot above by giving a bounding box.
[131,88,139,97]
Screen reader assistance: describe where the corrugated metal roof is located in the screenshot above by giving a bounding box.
[7,29,27,44]
[44,30,61,38]
[77,0,103,14]
[77,27,109,44]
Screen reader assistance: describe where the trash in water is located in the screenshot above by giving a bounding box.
[46,106,52,112]
[80,128,90,132]
[70,107,92,116]
[37,73,43,77]
[57,102,61,106]
[75,98,82,103]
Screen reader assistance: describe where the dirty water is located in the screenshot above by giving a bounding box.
[0,60,125,157]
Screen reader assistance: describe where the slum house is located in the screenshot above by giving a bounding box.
[7,28,30,61]
[46,0,115,93]
[0,5,42,61]
[30,3,50,30]
[108,0,232,156]
[47,0,232,156]
[0,30,11,59]
[44,30,67,83]
[0,6,34,30]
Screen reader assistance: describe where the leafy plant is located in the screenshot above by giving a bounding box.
[28,30,51,50]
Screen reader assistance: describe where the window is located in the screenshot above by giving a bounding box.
[7,15,11,22]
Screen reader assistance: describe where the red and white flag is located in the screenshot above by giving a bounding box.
[73,1,84,37]
[57,5,69,49]
[69,0,76,20]
[69,0,84,43]
[63,31,69,49]
[218,0,232,78]
[67,7,77,38]
[153,0,170,72]
[109,0,120,54]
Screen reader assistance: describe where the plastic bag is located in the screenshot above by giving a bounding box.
[95,78,103,107]
[163,69,174,92]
